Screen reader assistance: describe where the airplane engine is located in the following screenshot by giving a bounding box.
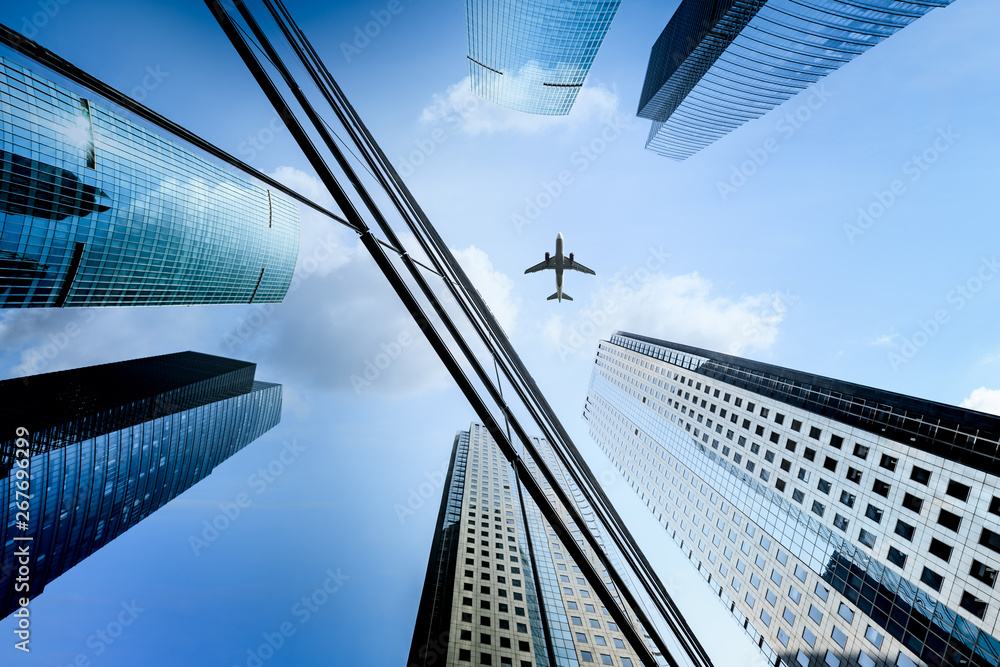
[545,252,549,261]
[569,252,574,264]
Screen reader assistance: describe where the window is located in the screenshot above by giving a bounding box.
[858,529,876,548]
[833,514,849,532]
[829,434,843,448]
[823,457,837,472]
[780,459,791,472]
[937,509,961,532]
[798,468,810,483]
[872,479,891,497]
[792,489,805,504]
[784,437,795,450]
[589,619,600,629]
[894,520,915,541]
[777,628,790,647]
[480,652,492,665]
[837,603,854,624]
[887,547,907,568]
[846,467,862,484]
[811,501,825,518]
[600,655,613,666]
[775,478,786,492]
[802,628,816,648]
[765,450,775,463]
[853,443,869,460]
[814,583,829,602]
[865,625,884,649]
[481,633,491,645]
[920,567,943,591]
[990,496,1000,516]
[865,504,883,524]
[594,636,606,646]
[760,610,771,627]
[580,652,593,663]
[859,653,876,667]
[831,626,848,648]
[745,592,756,608]
[808,605,823,624]
[783,607,796,625]
[575,633,588,643]
[902,493,923,514]
[960,591,988,619]
[879,453,897,471]
[817,478,831,494]
[945,480,971,502]
[795,565,808,583]
[824,650,840,667]
[979,528,1000,554]
[809,426,822,439]
[840,490,855,508]
[789,586,801,605]
[771,569,783,585]
[971,560,998,588]
[459,649,472,661]
[928,538,953,562]
[910,466,931,485]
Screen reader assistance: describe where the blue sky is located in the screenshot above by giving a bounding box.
[1,0,998,665]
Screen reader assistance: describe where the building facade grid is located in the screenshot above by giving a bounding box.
[585,334,1000,667]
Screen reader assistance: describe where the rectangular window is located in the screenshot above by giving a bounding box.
[833,514,849,532]
[970,560,998,588]
[770,431,780,444]
[809,426,822,439]
[846,467,862,484]
[989,496,1000,516]
[829,434,843,449]
[887,547,907,568]
[894,520,915,541]
[823,457,837,472]
[879,454,897,471]
[960,591,988,619]
[791,419,802,432]
[798,468,810,483]
[840,491,855,508]
[928,538,953,562]
[858,529,876,548]
[775,478,786,492]
[902,493,923,514]
[853,444,869,460]
[865,504,883,523]
[808,605,823,624]
[945,480,971,502]
[910,466,931,485]
[980,528,1000,554]
[872,479,891,497]
[921,567,944,591]
[792,489,804,504]
[937,509,961,532]
[817,479,831,494]
[811,501,825,517]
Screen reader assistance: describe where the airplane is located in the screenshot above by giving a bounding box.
[523,232,595,302]
[0,150,111,221]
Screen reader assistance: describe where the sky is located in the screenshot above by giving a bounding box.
[0,0,998,665]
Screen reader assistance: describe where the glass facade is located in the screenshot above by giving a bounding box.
[0,55,299,307]
[0,352,282,617]
[408,423,646,667]
[637,0,955,159]
[586,333,1000,667]
[465,0,620,115]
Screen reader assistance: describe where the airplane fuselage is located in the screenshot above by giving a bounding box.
[554,233,565,298]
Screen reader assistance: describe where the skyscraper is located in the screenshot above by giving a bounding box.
[0,53,299,307]
[636,0,955,159]
[585,332,1000,667]
[408,423,654,667]
[464,0,620,115]
[0,351,282,618]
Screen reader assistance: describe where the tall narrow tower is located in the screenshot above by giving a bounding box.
[408,422,654,667]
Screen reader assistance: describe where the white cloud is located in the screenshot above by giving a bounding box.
[960,387,1000,416]
[452,246,519,333]
[270,165,337,210]
[420,75,621,136]
[866,330,900,347]
[544,271,792,360]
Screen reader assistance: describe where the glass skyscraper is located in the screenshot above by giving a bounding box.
[585,332,1000,667]
[636,0,956,160]
[464,0,621,115]
[409,422,657,667]
[0,351,282,618]
[0,54,299,307]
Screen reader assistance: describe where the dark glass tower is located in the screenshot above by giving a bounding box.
[0,352,282,617]
[636,0,956,160]
[586,332,1000,667]
[408,423,656,667]
[0,53,299,307]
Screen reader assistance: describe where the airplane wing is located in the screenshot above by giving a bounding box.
[566,259,595,275]
[524,258,553,274]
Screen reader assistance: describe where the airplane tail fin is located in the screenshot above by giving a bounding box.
[562,293,572,301]
[547,292,572,301]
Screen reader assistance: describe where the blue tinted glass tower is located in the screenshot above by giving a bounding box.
[636,0,955,159]
[465,0,621,115]
[0,352,282,617]
[0,55,299,307]
[586,332,1000,667]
